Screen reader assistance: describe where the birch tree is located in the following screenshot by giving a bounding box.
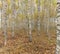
[37,0,41,36]
[11,0,16,37]
[2,0,8,45]
[56,1,60,54]
[0,0,2,29]
[27,0,33,42]
[14,0,19,30]
[42,0,50,40]
[46,0,50,39]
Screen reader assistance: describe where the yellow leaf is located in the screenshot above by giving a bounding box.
[0,1,2,8]
[6,0,11,5]
[6,8,12,15]
[52,0,57,7]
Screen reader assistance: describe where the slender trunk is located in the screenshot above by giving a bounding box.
[37,0,40,36]
[43,0,50,39]
[46,0,50,39]
[0,0,2,30]
[28,0,32,42]
[2,0,8,45]
[11,0,15,37]
[56,2,60,54]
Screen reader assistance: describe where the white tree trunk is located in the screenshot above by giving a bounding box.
[37,0,40,36]
[2,0,8,45]
[43,0,50,40]
[11,0,16,37]
[28,0,32,42]
[56,2,60,54]
[0,0,2,29]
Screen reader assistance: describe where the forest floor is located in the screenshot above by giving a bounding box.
[0,28,56,54]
